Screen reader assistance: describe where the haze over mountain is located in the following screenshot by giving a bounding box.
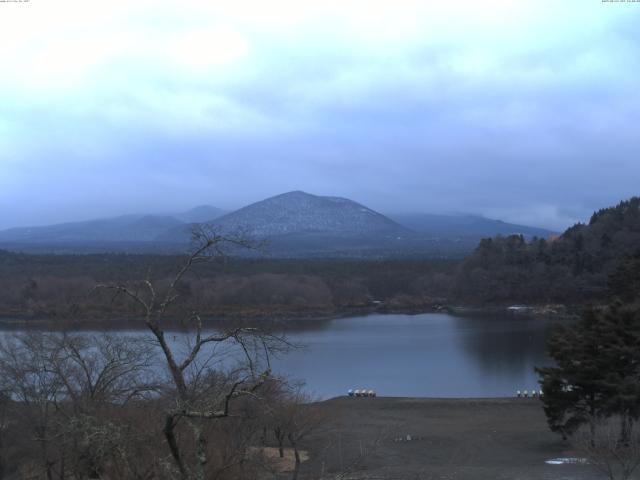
[0,205,220,245]
[173,205,225,223]
[0,215,183,244]
[0,191,556,256]
[388,213,554,239]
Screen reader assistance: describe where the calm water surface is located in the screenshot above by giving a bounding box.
[271,313,554,398]
[2,313,556,399]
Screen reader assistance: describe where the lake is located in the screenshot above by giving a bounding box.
[0,313,557,399]
[271,313,555,399]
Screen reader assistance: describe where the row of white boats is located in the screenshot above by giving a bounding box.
[517,389,544,397]
[348,389,377,397]
[346,389,543,398]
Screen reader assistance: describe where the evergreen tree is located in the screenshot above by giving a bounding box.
[597,305,640,443]
[609,250,640,303]
[538,306,640,441]
[537,310,610,439]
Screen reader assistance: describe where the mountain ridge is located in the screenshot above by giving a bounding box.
[0,214,183,243]
[388,212,555,238]
[0,191,557,256]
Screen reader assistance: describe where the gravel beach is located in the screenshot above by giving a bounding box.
[298,397,601,480]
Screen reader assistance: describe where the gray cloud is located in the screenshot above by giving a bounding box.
[1,1,639,231]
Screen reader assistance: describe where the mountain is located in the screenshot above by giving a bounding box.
[174,205,225,223]
[213,191,406,236]
[388,213,555,238]
[0,204,226,246]
[157,191,410,255]
[0,215,184,244]
[0,192,560,258]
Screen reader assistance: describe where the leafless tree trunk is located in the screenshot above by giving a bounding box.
[287,432,301,480]
[274,426,286,458]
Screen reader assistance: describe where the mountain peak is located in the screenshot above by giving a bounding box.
[272,190,316,200]
[213,191,405,237]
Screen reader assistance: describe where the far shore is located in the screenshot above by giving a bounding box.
[0,302,580,331]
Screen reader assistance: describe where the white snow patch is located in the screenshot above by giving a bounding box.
[545,457,588,465]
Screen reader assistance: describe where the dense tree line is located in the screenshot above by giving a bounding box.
[0,251,456,322]
[456,197,640,304]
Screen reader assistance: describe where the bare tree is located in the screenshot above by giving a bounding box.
[0,331,160,480]
[95,226,289,480]
[47,333,158,410]
[572,415,640,480]
[262,384,325,480]
[0,333,65,479]
[0,227,295,479]
[0,387,10,479]
[49,333,159,479]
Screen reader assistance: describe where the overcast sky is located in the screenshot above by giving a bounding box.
[1,0,639,231]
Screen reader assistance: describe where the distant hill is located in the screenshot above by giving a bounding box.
[0,205,228,246]
[388,213,555,239]
[0,215,184,244]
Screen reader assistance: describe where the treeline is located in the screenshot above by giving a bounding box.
[0,252,457,322]
[455,197,640,305]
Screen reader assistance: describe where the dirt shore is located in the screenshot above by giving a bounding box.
[299,397,600,480]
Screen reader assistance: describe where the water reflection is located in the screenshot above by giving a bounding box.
[451,315,553,375]
[268,313,557,398]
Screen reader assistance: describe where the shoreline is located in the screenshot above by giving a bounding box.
[0,302,580,331]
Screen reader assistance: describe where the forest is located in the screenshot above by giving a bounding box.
[456,197,640,304]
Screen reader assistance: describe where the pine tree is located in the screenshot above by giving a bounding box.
[609,250,640,303]
[538,306,640,442]
[537,310,610,439]
[597,305,640,443]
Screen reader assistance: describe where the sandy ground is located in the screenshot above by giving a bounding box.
[297,397,602,480]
